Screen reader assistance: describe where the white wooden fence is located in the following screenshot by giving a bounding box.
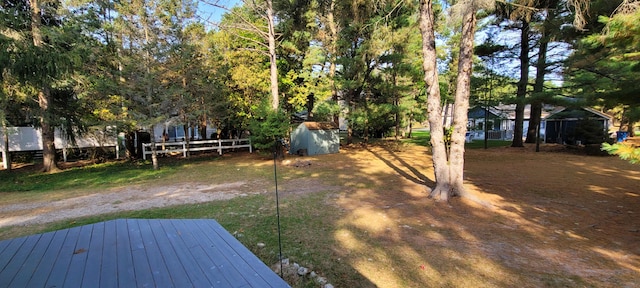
[142,138,252,160]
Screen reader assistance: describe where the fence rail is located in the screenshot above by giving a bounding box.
[142,138,252,160]
[467,130,514,141]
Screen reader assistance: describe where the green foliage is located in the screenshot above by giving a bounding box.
[602,143,640,164]
[312,100,340,122]
[565,10,640,108]
[571,119,609,145]
[249,106,290,151]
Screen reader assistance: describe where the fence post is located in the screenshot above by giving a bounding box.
[63,148,67,162]
[183,142,187,157]
[249,139,252,153]
[1,150,6,169]
[218,140,222,155]
[143,144,147,160]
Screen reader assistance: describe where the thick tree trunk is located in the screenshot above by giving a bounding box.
[327,0,339,125]
[39,88,58,172]
[266,0,279,111]
[419,0,450,200]
[30,0,58,172]
[512,20,530,148]
[199,115,207,140]
[526,101,542,143]
[448,8,476,197]
[526,7,554,144]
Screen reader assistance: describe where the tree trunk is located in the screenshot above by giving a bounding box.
[448,8,476,197]
[346,100,353,144]
[142,10,158,170]
[2,121,10,171]
[149,127,158,170]
[199,115,207,140]
[419,0,450,200]
[30,0,58,172]
[393,70,400,140]
[266,0,279,111]
[526,101,542,143]
[512,20,529,148]
[183,122,190,158]
[327,0,339,125]
[39,88,58,172]
[526,7,554,144]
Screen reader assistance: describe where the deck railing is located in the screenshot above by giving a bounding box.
[142,138,252,160]
[467,130,514,141]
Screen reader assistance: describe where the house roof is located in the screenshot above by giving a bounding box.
[303,122,338,130]
[468,106,508,118]
[545,107,613,120]
[493,104,562,120]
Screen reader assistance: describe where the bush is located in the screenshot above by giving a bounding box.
[249,107,289,154]
[572,119,609,145]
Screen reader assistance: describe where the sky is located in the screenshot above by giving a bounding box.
[196,0,240,27]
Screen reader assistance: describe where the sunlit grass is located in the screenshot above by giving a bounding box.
[0,161,174,193]
[403,130,512,149]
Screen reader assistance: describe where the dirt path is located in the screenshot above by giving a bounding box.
[0,181,260,228]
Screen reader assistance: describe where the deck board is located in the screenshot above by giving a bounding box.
[7,232,51,287]
[63,223,93,287]
[0,236,12,256]
[45,226,82,288]
[0,232,48,287]
[0,219,289,288]
[101,219,118,287]
[160,219,211,287]
[24,229,69,287]
[148,219,194,287]
[172,219,239,286]
[81,221,105,287]
[127,219,156,288]
[138,219,174,287]
[174,219,249,287]
[202,220,286,286]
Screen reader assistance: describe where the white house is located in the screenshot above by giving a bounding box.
[0,127,118,169]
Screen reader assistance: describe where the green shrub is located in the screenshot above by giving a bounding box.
[249,107,289,154]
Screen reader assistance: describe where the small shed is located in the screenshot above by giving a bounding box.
[290,122,339,156]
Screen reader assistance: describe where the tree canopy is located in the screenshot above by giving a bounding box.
[1,1,638,171]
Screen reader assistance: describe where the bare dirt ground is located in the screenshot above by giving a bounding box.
[1,143,639,287]
[328,143,640,287]
[0,182,262,228]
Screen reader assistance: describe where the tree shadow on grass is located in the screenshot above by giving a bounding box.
[317,145,640,287]
[365,146,435,188]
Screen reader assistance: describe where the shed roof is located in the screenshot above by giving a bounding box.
[303,122,338,130]
[545,107,613,120]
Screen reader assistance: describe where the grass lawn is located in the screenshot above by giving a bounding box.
[404,130,512,149]
[1,142,639,287]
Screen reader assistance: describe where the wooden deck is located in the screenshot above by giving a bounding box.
[0,219,289,288]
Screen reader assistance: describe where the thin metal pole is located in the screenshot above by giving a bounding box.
[273,140,283,278]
